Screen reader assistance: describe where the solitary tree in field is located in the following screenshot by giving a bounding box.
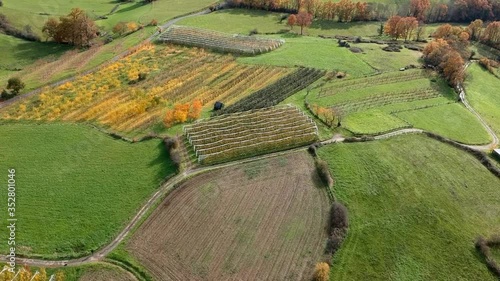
[42,8,98,47]
[112,22,128,35]
[296,11,313,35]
[287,14,297,30]
[6,77,25,94]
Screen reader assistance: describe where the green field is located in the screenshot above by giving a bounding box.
[465,63,500,136]
[1,0,216,36]
[300,69,490,144]
[0,123,175,259]
[318,134,500,281]
[305,70,478,137]
[239,35,375,73]
[178,8,381,37]
[0,34,70,88]
[0,26,156,92]
[395,103,491,144]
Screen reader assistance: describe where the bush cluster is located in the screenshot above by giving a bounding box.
[326,201,349,254]
[475,235,500,277]
[316,159,333,188]
[164,137,182,169]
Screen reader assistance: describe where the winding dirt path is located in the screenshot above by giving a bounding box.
[458,62,499,150]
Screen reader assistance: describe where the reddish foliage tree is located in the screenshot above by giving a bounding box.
[482,21,500,47]
[410,0,431,21]
[287,14,297,29]
[467,19,484,41]
[384,16,418,41]
[440,51,465,87]
[296,11,313,35]
[336,0,356,22]
[42,8,98,47]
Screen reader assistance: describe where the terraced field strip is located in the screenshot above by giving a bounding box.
[158,25,284,55]
[127,152,330,281]
[1,45,291,135]
[317,69,425,98]
[184,106,318,164]
[332,87,441,114]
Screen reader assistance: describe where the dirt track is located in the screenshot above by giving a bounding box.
[127,152,330,281]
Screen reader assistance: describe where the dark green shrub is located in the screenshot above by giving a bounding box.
[138,72,147,81]
[6,77,25,94]
[1,89,16,100]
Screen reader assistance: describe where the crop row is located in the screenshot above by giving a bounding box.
[191,119,314,148]
[185,106,318,164]
[220,68,325,114]
[185,106,298,133]
[318,71,426,97]
[332,87,441,114]
[3,45,291,136]
[158,25,284,55]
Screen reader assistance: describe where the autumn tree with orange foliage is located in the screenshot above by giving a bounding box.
[163,101,203,128]
[482,21,500,47]
[336,0,356,22]
[42,8,98,47]
[296,11,313,35]
[287,14,297,29]
[467,19,484,41]
[313,262,330,281]
[384,16,418,41]
[410,0,430,21]
[423,24,468,87]
[440,51,465,86]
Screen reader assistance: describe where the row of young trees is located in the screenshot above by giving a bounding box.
[227,0,499,23]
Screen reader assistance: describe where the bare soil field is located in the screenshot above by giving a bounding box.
[127,152,330,280]
[79,266,136,281]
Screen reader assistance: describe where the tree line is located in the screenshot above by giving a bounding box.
[226,0,499,23]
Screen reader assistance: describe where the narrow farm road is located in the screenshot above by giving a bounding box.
[0,9,211,111]
[458,62,499,150]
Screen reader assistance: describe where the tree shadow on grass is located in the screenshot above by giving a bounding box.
[148,140,177,181]
[115,2,145,14]
[8,40,72,67]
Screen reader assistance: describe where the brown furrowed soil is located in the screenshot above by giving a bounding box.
[127,152,330,281]
[79,266,136,281]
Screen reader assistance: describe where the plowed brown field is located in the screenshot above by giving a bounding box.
[127,152,330,281]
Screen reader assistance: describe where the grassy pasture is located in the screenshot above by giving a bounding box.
[465,63,500,136]
[0,0,216,36]
[318,134,500,280]
[127,152,330,280]
[0,123,176,259]
[395,103,492,145]
[0,26,156,92]
[239,35,375,73]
